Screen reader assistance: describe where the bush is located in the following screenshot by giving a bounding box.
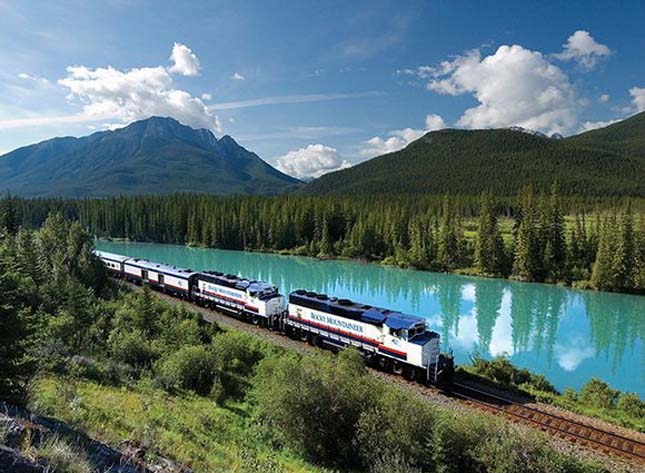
[108,329,158,368]
[356,387,435,470]
[578,378,619,410]
[617,392,644,419]
[209,377,226,405]
[157,345,216,395]
[251,348,378,468]
[67,355,106,382]
[211,331,274,399]
[469,355,557,393]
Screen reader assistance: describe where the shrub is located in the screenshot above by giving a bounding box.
[356,387,436,470]
[108,329,158,368]
[578,378,619,410]
[617,392,644,419]
[67,355,106,382]
[251,348,378,468]
[209,377,226,405]
[469,355,557,393]
[211,331,274,399]
[157,345,216,395]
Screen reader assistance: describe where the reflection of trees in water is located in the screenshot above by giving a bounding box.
[436,281,463,343]
[474,282,505,351]
[510,284,534,355]
[511,286,567,366]
[584,291,644,377]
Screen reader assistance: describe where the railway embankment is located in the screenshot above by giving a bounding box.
[132,283,645,472]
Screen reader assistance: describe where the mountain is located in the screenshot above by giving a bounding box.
[304,112,645,197]
[0,116,302,197]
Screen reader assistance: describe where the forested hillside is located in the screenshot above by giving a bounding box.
[7,191,644,293]
[304,112,645,197]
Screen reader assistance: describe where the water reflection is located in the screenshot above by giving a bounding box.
[96,241,645,394]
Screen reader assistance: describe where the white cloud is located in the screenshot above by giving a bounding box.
[276,144,351,179]
[554,30,611,70]
[360,113,446,157]
[579,119,620,132]
[425,45,577,135]
[17,72,49,84]
[201,93,212,101]
[231,72,245,81]
[599,94,610,103]
[168,42,201,76]
[57,46,219,131]
[629,87,645,113]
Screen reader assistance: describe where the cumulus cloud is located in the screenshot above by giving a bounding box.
[201,93,212,101]
[424,45,577,135]
[168,42,201,76]
[599,93,610,103]
[554,30,611,70]
[360,113,446,157]
[276,144,351,179]
[231,72,245,81]
[58,61,220,131]
[630,87,645,113]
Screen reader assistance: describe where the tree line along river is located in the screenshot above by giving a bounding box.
[95,240,645,396]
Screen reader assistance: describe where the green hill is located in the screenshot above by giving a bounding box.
[304,112,645,197]
[0,116,302,198]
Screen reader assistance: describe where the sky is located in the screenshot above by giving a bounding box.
[1,0,644,179]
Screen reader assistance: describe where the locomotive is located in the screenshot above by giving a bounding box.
[95,250,454,386]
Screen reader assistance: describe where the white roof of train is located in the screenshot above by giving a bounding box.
[94,250,131,263]
[124,257,199,279]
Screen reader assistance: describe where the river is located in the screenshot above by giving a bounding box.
[95,240,644,396]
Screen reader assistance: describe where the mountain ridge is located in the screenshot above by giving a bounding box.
[0,116,302,197]
[303,112,645,197]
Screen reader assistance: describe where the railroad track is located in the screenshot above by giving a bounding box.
[451,382,645,463]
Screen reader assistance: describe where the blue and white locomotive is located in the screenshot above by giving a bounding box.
[95,250,453,385]
[192,271,285,326]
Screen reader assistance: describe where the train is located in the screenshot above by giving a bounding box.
[95,250,454,386]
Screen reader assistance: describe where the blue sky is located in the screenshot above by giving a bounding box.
[1,0,644,178]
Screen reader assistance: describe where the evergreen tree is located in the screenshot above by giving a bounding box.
[0,197,19,236]
[591,215,618,290]
[611,206,636,291]
[437,195,464,270]
[475,191,505,276]
[407,217,433,268]
[635,217,645,290]
[318,217,333,257]
[542,184,567,281]
[512,187,541,281]
[0,257,36,404]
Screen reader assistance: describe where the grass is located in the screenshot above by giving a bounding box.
[32,436,94,473]
[458,360,645,433]
[29,376,329,473]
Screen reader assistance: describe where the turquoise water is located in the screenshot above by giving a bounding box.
[95,240,644,396]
